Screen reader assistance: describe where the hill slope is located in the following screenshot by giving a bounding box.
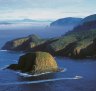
[50,17,82,30]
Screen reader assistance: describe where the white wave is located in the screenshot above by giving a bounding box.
[17,71,53,77]
[0,65,9,70]
[0,76,83,86]
[0,50,8,52]
[74,76,83,79]
[17,68,66,77]
[60,68,67,72]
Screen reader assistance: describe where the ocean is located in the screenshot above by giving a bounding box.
[0,24,96,91]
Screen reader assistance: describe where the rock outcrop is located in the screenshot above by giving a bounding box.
[2,34,46,51]
[71,38,96,58]
[7,52,59,74]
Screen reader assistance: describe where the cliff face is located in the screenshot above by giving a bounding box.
[72,39,96,58]
[7,52,59,74]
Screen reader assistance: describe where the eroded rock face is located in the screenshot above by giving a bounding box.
[72,39,96,58]
[7,52,59,74]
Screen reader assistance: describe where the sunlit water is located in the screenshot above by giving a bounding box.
[0,24,96,91]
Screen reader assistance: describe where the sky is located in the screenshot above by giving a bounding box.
[0,0,96,20]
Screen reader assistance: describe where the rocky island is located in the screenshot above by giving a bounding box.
[7,52,59,75]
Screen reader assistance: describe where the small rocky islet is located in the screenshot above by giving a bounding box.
[7,52,60,75]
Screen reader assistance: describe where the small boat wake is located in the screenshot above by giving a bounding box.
[0,75,83,86]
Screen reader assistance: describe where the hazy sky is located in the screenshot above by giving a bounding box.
[0,0,96,20]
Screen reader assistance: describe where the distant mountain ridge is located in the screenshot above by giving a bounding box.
[67,14,96,33]
[80,14,96,24]
[0,19,52,25]
[50,17,82,30]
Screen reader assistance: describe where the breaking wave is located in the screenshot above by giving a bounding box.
[16,68,67,77]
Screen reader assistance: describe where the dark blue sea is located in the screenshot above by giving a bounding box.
[0,24,96,91]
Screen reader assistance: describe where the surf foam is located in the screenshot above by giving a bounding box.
[0,76,83,86]
[17,68,66,77]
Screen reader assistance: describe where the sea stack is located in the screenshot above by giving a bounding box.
[7,52,59,75]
